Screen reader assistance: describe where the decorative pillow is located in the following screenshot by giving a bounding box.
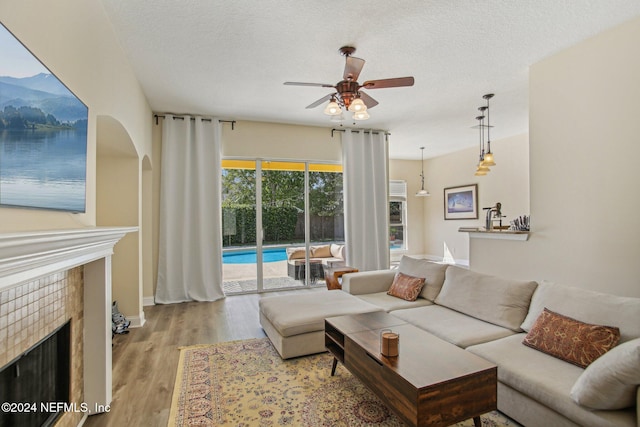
[522,308,620,368]
[310,245,331,258]
[570,338,640,410]
[387,272,425,302]
[330,243,344,259]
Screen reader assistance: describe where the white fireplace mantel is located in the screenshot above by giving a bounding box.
[0,226,137,415]
[0,226,137,291]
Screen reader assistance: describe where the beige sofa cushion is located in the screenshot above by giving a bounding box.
[259,290,382,337]
[356,291,433,312]
[391,305,516,348]
[287,247,306,260]
[435,266,538,331]
[571,338,640,410]
[521,280,640,343]
[310,245,331,258]
[397,256,448,301]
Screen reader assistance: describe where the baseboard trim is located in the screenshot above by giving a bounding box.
[143,296,155,306]
[127,311,146,328]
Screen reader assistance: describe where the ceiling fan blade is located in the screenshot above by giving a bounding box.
[284,82,335,88]
[359,91,379,109]
[343,56,365,81]
[306,93,333,109]
[361,76,415,89]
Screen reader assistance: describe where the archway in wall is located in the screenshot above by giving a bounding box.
[96,115,143,326]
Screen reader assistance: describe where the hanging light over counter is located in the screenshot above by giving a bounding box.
[416,146,430,197]
[473,93,497,176]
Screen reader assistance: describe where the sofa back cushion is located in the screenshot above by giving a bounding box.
[521,280,640,343]
[330,243,344,259]
[397,256,448,301]
[435,266,538,331]
[287,247,306,260]
[310,245,331,258]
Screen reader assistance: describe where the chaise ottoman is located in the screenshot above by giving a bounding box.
[259,290,384,359]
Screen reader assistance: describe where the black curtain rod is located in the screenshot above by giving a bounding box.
[154,114,235,129]
[331,128,390,138]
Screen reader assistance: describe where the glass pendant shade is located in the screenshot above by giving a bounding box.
[324,100,342,116]
[416,188,430,197]
[483,151,496,166]
[474,169,488,176]
[477,163,490,172]
[353,110,370,120]
[348,97,366,112]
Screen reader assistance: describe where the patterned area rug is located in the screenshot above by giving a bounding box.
[168,338,521,426]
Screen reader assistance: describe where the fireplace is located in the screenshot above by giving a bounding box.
[0,321,71,427]
[0,227,136,427]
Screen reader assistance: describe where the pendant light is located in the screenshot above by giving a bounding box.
[416,147,430,197]
[474,114,490,176]
[472,93,496,175]
[482,94,496,166]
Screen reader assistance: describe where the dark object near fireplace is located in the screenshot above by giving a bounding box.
[0,320,71,427]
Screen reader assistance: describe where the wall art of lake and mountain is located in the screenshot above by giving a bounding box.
[0,73,88,213]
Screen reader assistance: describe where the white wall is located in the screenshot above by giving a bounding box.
[422,133,530,264]
[221,120,341,161]
[470,16,640,298]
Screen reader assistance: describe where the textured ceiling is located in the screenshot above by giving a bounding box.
[100,0,640,159]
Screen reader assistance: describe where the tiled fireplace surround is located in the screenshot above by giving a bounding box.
[0,227,136,427]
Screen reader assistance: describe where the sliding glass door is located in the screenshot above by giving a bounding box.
[221,159,343,294]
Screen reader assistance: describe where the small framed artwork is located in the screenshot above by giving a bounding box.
[444,184,478,220]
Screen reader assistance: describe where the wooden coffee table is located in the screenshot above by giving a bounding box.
[325,312,497,427]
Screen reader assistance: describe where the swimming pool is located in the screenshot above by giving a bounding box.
[223,248,288,264]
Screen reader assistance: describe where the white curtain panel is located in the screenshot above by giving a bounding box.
[342,130,390,271]
[155,115,225,303]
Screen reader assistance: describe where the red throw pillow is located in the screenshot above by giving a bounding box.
[522,308,620,368]
[387,272,425,302]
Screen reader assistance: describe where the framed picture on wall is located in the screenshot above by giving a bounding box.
[0,23,88,212]
[444,184,478,220]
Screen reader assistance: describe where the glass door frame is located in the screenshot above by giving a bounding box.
[222,157,342,293]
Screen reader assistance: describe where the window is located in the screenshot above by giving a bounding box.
[389,180,407,251]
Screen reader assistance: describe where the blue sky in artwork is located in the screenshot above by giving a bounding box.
[0,25,48,77]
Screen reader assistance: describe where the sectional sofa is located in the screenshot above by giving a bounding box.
[259,256,640,427]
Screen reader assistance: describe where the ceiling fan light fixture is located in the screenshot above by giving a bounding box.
[348,97,366,112]
[323,99,342,116]
[353,110,370,120]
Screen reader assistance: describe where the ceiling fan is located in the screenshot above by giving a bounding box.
[284,46,415,120]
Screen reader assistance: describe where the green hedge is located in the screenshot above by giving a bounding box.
[222,205,299,246]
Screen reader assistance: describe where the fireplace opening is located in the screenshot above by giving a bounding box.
[0,320,71,427]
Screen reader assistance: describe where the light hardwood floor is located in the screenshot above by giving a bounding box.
[83,288,324,427]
